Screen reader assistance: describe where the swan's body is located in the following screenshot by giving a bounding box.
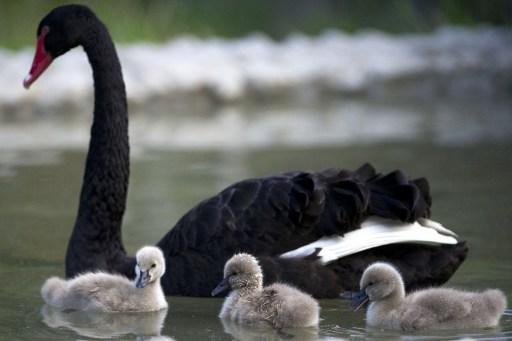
[355,262,507,331]
[26,5,467,298]
[41,246,167,312]
[213,253,319,328]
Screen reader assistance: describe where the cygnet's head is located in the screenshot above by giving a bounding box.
[362,263,403,300]
[352,262,404,310]
[134,246,165,288]
[211,253,263,296]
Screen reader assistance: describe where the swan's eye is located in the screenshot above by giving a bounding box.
[151,264,156,268]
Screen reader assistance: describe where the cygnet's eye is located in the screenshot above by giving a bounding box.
[151,263,156,268]
[367,281,375,287]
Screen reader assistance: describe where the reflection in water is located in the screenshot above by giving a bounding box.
[323,322,512,341]
[2,98,512,150]
[135,98,512,148]
[41,305,173,340]
[221,318,319,341]
[322,324,512,341]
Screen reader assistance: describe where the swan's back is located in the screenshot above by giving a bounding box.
[158,164,467,297]
[42,272,135,311]
[404,287,507,330]
[260,283,320,328]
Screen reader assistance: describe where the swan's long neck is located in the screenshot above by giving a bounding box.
[65,21,133,278]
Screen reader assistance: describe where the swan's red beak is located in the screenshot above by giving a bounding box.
[23,31,53,89]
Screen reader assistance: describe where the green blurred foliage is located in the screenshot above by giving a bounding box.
[0,0,510,49]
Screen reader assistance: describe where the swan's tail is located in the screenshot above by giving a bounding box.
[41,277,67,307]
[483,289,507,319]
[306,163,433,236]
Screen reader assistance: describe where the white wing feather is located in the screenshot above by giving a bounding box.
[280,217,458,265]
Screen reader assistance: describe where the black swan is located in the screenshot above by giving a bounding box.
[24,5,467,298]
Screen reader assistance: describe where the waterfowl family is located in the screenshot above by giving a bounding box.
[25,4,467,298]
[41,246,167,312]
[353,262,507,331]
[212,253,320,328]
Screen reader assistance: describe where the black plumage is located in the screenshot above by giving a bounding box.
[156,167,467,297]
[26,5,467,298]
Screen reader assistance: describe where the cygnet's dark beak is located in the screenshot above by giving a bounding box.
[351,290,370,311]
[211,277,231,296]
[135,270,151,288]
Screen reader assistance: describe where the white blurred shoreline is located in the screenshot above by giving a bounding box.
[1,26,511,116]
[1,27,511,152]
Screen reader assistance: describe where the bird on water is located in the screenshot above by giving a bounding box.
[24,4,468,298]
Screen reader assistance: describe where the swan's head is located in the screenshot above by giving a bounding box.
[134,246,166,289]
[23,5,99,88]
[353,262,405,310]
[211,253,263,296]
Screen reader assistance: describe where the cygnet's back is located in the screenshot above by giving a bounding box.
[212,253,319,329]
[258,283,320,328]
[404,287,506,330]
[41,246,167,312]
[356,262,507,331]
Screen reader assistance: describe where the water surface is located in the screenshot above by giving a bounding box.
[1,138,511,339]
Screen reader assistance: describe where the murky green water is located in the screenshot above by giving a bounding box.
[1,141,511,340]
